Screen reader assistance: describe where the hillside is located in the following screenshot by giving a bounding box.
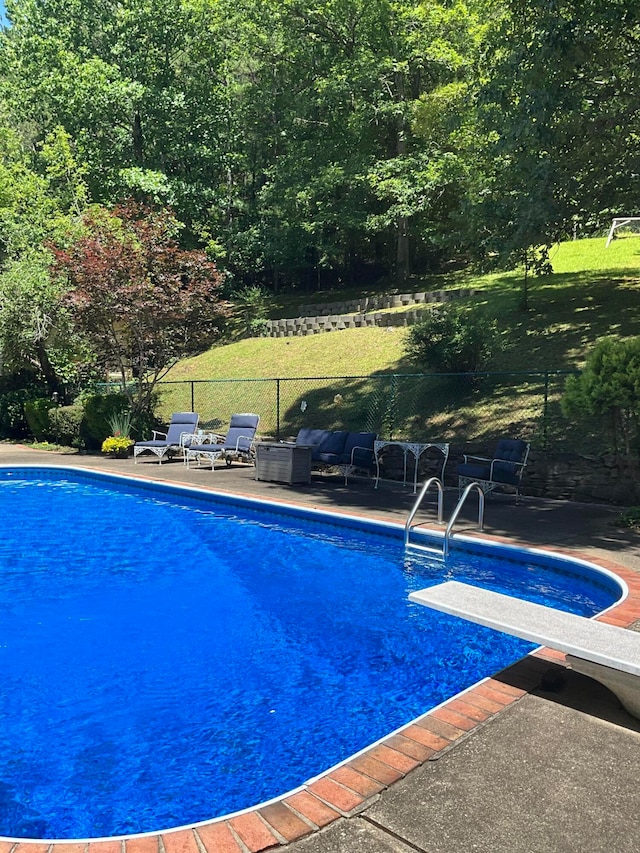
[166,236,640,382]
[156,237,640,450]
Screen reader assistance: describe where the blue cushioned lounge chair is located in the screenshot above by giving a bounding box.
[456,438,530,503]
[133,412,199,464]
[185,413,260,470]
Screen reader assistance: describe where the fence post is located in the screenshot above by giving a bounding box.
[191,381,195,414]
[276,378,281,440]
[542,372,549,450]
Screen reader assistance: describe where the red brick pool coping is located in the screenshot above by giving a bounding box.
[2,469,639,853]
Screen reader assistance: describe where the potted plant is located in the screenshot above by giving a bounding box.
[101,410,134,459]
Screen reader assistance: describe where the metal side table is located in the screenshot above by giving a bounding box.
[374,440,449,495]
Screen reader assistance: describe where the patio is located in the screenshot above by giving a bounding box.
[2,442,640,853]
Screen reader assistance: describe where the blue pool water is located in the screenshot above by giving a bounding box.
[0,468,621,839]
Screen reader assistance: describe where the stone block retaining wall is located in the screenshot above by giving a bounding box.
[263,287,477,338]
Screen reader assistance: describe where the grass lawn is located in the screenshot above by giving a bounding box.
[167,236,640,381]
[157,236,639,446]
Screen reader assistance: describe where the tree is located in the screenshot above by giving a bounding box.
[0,0,483,289]
[50,201,229,416]
[0,119,91,392]
[0,250,84,393]
[476,0,640,279]
[562,336,640,458]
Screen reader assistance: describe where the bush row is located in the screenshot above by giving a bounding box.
[1,392,135,449]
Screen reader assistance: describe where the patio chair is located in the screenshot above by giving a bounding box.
[185,413,260,470]
[133,412,199,464]
[456,438,530,502]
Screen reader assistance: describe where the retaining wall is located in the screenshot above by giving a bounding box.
[264,287,478,338]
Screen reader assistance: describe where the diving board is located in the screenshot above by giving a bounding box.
[409,581,640,718]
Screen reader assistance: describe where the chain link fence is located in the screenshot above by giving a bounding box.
[127,369,609,455]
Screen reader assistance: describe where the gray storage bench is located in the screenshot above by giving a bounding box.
[409,581,640,719]
[254,441,312,485]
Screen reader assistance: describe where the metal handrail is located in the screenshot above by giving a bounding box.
[443,482,485,557]
[404,477,444,547]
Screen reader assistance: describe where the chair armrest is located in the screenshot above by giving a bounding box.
[463,454,491,464]
[489,456,527,472]
[232,434,256,452]
[349,444,375,466]
[152,430,168,440]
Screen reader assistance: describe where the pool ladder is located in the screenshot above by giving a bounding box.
[405,480,485,558]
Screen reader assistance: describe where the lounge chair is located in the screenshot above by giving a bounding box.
[456,438,530,502]
[185,413,260,470]
[133,412,199,464]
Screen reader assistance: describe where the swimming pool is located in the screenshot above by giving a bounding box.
[0,466,623,840]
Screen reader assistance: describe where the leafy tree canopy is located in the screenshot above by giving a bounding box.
[50,200,230,413]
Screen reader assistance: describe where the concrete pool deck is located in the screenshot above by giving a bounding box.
[2,443,640,853]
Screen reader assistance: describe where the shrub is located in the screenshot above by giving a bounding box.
[0,389,31,438]
[562,336,640,456]
[50,405,84,448]
[616,507,640,530]
[24,398,57,442]
[230,285,273,339]
[404,305,499,373]
[81,393,131,448]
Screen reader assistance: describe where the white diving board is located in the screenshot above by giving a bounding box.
[409,581,640,719]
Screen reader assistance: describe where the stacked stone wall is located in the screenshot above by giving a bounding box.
[263,287,477,338]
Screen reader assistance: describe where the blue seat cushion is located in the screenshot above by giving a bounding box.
[494,439,528,463]
[135,440,172,448]
[492,440,528,484]
[224,428,253,452]
[491,463,521,485]
[457,459,522,486]
[313,430,348,465]
[296,429,332,450]
[456,462,490,480]
[316,452,342,465]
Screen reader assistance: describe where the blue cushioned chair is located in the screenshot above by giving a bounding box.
[294,428,377,483]
[456,439,530,502]
[133,412,199,464]
[336,431,377,484]
[185,413,260,470]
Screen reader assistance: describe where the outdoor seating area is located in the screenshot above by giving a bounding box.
[133,414,533,504]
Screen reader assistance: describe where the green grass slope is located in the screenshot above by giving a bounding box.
[158,236,639,445]
[167,236,640,381]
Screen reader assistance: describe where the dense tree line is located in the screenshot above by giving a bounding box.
[1,0,636,287]
[0,0,638,396]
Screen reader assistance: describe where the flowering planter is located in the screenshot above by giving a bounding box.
[101,436,134,458]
